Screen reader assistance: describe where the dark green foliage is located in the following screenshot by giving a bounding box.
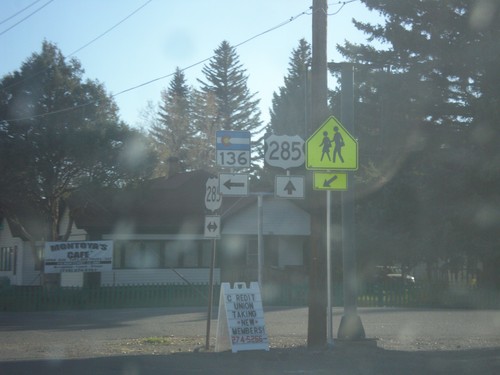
[197,40,263,174]
[268,38,312,139]
[150,68,195,173]
[335,0,500,287]
[0,41,155,241]
[197,41,262,134]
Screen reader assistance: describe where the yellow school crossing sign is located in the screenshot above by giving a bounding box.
[306,116,358,170]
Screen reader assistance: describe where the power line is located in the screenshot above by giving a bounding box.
[0,0,54,37]
[327,0,359,16]
[1,0,153,92]
[68,0,153,57]
[233,8,311,49]
[113,8,312,98]
[3,5,348,123]
[0,0,42,26]
[3,7,312,122]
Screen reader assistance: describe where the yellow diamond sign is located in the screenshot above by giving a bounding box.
[306,116,358,170]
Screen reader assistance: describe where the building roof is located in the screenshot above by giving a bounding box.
[69,170,311,237]
[70,170,214,235]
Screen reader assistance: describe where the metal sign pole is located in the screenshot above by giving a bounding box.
[257,194,264,287]
[326,190,333,346]
[205,238,217,350]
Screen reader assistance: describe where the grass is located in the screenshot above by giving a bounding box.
[141,336,174,345]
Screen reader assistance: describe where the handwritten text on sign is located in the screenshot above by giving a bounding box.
[216,282,269,352]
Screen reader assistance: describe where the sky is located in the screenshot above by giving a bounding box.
[0,0,383,129]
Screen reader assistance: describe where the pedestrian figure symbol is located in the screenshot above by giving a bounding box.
[332,126,344,163]
[319,131,332,161]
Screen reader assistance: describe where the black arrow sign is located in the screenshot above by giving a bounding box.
[223,179,245,190]
[323,175,338,187]
[284,180,296,195]
[207,221,218,232]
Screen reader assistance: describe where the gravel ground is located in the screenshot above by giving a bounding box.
[1,307,499,375]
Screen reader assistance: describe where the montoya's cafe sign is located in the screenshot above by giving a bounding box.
[44,241,113,273]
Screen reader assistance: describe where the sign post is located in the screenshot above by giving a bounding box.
[306,114,359,345]
[204,176,223,350]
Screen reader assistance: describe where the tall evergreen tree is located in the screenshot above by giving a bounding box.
[335,0,500,285]
[197,41,262,134]
[268,38,311,139]
[197,41,263,174]
[189,89,218,172]
[0,41,155,242]
[149,68,194,173]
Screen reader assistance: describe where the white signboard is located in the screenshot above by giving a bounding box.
[265,134,305,170]
[204,215,221,238]
[205,177,222,212]
[219,173,249,196]
[44,241,113,273]
[215,282,269,353]
[275,175,305,199]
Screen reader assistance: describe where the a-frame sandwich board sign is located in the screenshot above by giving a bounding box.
[215,282,269,353]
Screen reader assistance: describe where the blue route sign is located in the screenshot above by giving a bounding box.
[216,130,251,168]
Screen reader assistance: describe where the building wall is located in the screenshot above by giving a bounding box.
[4,201,310,287]
[0,218,18,285]
[222,198,311,236]
[278,237,304,268]
[59,210,88,287]
[19,241,42,285]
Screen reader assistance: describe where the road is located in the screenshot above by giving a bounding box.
[1,307,499,374]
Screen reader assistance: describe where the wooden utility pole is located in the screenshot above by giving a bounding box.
[307,0,329,348]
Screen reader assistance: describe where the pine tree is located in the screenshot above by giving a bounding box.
[149,68,194,173]
[189,89,219,172]
[197,41,262,135]
[197,41,263,174]
[336,0,500,286]
[268,38,312,139]
[0,41,155,241]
